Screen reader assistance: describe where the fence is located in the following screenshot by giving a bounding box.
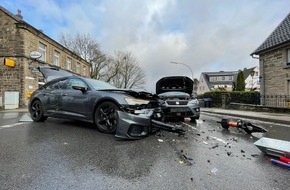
[261,95,290,108]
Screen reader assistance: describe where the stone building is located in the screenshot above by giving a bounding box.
[0,6,90,108]
[251,12,290,107]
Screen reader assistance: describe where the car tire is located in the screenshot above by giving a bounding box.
[94,101,119,134]
[30,100,47,122]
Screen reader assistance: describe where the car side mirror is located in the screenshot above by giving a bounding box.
[72,85,87,92]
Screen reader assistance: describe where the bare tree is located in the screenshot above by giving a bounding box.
[108,51,146,89]
[58,33,107,78]
[58,33,145,89]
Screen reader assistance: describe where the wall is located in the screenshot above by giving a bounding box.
[0,7,91,108]
[0,10,24,107]
[260,46,290,95]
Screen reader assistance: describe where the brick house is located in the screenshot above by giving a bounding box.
[0,6,90,108]
[251,12,290,107]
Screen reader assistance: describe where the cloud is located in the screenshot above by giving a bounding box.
[2,0,290,92]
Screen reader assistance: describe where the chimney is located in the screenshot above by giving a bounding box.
[16,9,23,20]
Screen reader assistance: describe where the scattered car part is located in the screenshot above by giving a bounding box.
[254,137,290,158]
[217,118,268,134]
[115,109,186,139]
[270,159,290,169]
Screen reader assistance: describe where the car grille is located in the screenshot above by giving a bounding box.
[166,100,188,105]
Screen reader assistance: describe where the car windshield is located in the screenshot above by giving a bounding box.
[84,78,117,90]
[159,91,190,97]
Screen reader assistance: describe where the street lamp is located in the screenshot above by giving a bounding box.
[170,61,194,80]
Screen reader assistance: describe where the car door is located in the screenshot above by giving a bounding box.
[43,80,64,114]
[59,78,90,119]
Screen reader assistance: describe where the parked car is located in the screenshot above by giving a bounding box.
[29,67,184,139]
[156,76,200,122]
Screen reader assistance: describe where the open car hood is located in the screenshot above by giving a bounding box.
[37,66,74,82]
[156,76,193,95]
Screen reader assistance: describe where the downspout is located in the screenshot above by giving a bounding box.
[251,54,265,105]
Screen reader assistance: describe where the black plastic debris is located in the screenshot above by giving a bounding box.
[251,154,259,158]
[217,118,268,134]
[182,154,193,161]
[227,152,232,156]
[212,144,219,149]
[241,150,245,153]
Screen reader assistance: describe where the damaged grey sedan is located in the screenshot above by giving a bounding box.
[29,67,184,139]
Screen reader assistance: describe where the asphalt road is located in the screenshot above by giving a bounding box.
[0,112,289,190]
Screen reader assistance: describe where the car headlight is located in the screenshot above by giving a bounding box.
[124,97,150,105]
[188,99,199,105]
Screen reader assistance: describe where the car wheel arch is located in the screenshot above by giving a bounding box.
[93,98,123,121]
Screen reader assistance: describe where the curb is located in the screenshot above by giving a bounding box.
[201,110,290,125]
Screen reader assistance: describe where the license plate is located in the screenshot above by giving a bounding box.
[170,108,189,112]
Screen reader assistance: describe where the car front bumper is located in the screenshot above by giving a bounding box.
[115,109,185,139]
[161,104,200,118]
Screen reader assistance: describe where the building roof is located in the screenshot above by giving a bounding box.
[201,71,238,90]
[251,12,290,55]
[243,67,256,78]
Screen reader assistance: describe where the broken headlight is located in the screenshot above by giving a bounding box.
[124,97,150,105]
[188,99,199,105]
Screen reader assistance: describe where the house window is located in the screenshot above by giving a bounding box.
[287,49,290,66]
[83,66,86,76]
[53,51,60,66]
[38,42,46,62]
[66,58,72,70]
[222,76,225,80]
[228,76,232,81]
[76,62,80,73]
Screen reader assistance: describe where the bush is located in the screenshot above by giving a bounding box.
[198,91,260,107]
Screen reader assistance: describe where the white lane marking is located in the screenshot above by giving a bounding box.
[0,122,24,129]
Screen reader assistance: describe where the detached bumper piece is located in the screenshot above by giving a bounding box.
[115,110,186,139]
[254,137,290,158]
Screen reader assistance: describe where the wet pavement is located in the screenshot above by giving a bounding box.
[0,111,290,190]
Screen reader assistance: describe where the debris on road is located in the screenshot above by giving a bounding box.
[254,137,290,158]
[157,139,164,142]
[217,118,268,134]
[211,167,218,175]
[271,159,290,169]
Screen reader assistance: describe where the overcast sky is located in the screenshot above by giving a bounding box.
[2,0,290,92]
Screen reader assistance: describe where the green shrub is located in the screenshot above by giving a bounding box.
[198,91,260,107]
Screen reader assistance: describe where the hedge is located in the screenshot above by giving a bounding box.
[197,91,260,107]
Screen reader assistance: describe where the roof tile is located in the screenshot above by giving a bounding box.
[251,13,290,55]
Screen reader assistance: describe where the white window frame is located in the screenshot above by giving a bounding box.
[38,42,46,62]
[66,57,72,71]
[287,49,290,66]
[53,50,60,66]
[83,66,86,76]
[76,62,80,73]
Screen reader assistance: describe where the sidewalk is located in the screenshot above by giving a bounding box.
[201,107,290,125]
